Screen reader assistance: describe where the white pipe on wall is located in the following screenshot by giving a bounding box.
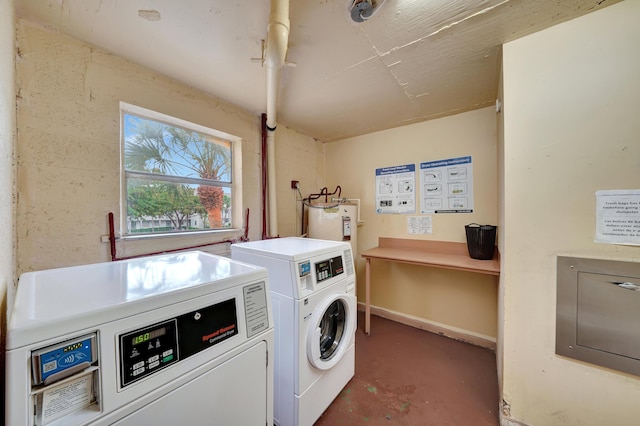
[265,0,290,237]
[266,130,278,236]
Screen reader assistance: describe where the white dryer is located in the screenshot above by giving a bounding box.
[5,251,274,426]
[232,237,356,426]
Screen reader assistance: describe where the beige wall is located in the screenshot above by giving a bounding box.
[13,20,321,277]
[496,54,505,396]
[325,107,499,341]
[274,124,325,237]
[501,1,640,425]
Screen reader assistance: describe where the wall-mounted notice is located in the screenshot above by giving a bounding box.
[420,156,474,214]
[375,164,416,214]
[595,189,640,246]
[407,216,432,234]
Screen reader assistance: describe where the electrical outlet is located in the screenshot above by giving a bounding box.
[291,180,299,189]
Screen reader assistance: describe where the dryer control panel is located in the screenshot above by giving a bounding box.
[315,255,344,283]
[119,298,238,388]
[120,320,179,387]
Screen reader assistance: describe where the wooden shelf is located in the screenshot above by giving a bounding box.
[360,237,500,335]
[360,237,500,276]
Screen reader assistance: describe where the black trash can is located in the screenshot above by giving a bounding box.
[465,223,497,260]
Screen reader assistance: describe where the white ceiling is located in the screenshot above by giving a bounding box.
[15,0,620,142]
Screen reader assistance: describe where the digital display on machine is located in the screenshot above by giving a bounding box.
[131,326,168,346]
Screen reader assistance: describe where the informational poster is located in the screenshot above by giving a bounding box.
[595,189,640,246]
[375,164,416,214]
[420,156,474,214]
[407,215,432,234]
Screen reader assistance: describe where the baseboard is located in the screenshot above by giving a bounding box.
[499,400,530,426]
[357,302,496,350]
[500,415,529,426]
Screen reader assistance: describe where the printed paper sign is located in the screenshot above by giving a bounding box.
[407,216,432,234]
[244,282,269,337]
[41,373,94,425]
[595,189,640,245]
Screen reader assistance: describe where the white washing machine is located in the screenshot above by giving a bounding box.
[5,251,274,426]
[231,237,356,426]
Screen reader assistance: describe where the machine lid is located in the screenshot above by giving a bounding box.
[7,251,267,349]
[231,237,350,262]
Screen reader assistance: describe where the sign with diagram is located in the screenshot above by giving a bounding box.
[375,164,416,214]
[420,156,474,214]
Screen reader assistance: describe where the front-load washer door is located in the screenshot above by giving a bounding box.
[307,292,356,370]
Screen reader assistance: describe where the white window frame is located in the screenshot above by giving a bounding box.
[120,102,243,239]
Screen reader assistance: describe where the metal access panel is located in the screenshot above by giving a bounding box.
[557,256,640,376]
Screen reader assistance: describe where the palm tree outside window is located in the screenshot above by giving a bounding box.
[121,104,237,236]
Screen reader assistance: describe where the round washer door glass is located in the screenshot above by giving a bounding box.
[319,300,347,360]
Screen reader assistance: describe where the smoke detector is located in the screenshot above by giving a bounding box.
[349,0,387,23]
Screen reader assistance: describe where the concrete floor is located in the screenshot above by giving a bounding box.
[315,312,499,425]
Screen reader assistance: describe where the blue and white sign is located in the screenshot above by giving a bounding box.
[375,164,416,214]
[420,156,474,214]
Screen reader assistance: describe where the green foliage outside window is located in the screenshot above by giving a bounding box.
[123,111,232,235]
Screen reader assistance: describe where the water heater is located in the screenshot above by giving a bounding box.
[308,202,358,257]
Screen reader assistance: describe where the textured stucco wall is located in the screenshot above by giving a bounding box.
[15,19,321,274]
[1,0,16,419]
[274,124,325,237]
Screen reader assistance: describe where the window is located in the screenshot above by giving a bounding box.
[121,103,241,237]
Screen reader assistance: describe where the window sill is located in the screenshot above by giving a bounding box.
[121,228,243,242]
